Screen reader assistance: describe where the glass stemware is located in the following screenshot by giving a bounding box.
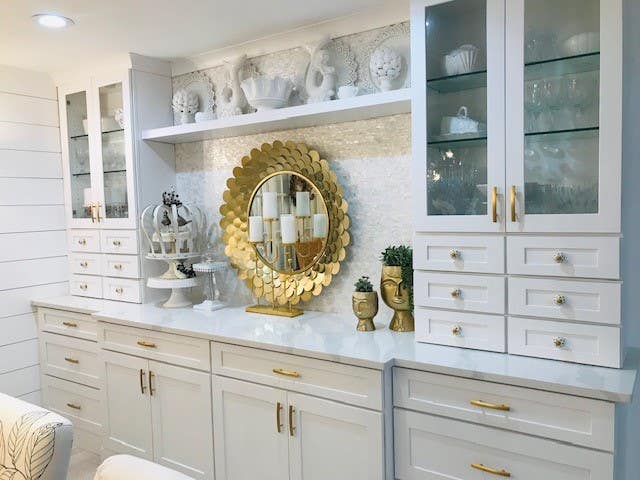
[524,80,543,132]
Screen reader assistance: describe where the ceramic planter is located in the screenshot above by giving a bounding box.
[352,291,378,331]
[380,265,414,332]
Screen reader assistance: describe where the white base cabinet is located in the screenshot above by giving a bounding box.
[102,350,214,479]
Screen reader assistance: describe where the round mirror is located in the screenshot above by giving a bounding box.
[247,172,329,274]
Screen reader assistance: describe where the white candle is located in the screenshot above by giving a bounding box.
[296,191,310,217]
[83,188,93,207]
[313,213,328,239]
[280,214,297,244]
[262,191,278,219]
[248,216,264,243]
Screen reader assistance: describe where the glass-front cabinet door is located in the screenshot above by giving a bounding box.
[60,83,101,228]
[92,74,135,228]
[505,0,621,232]
[412,0,505,232]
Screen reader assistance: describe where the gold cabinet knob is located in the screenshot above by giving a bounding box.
[113,240,121,246]
[553,252,566,263]
[114,263,123,270]
[449,249,460,259]
[450,288,462,298]
[553,336,567,348]
[554,294,567,305]
[451,325,462,336]
[78,238,87,246]
[79,261,88,268]
[115,287,124,294]
[79,284,88,290]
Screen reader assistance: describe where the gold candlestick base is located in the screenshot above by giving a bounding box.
[389,310,414,332]
[245,304,304,318]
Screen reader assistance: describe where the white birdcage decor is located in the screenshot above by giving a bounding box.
[140,188,205,307]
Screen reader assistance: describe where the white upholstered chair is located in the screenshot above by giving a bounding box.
[0,392,73,480]
[93,455,195,480]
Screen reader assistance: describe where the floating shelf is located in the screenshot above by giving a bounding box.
[141,89,411,144]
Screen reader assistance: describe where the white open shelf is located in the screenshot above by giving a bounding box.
[141,88,411,144]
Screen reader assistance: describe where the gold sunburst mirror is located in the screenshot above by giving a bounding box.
[220,140,350,317]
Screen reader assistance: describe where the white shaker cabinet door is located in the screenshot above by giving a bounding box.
[288,392,384,480]
[212,376,289,480]
[149,361,214,480]
[102,350,152,459]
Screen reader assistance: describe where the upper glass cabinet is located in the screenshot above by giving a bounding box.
[506,0,621,233]
[413,0,505,232]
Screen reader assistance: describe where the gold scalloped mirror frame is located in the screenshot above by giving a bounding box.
[220,140,350,306]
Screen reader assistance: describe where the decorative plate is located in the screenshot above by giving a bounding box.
[327,39,358,87]
[172,71,215,124]
[364,23,411,92]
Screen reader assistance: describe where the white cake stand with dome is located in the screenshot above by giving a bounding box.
[193,261,228,311]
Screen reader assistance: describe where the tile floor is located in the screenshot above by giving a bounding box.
[67,449,102,480]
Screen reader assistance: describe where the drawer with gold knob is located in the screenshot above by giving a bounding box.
[37,308,98,341]
[414,234,504,274]
[70,274,102,298]
[414,272,505,314]
[69,253,101,275]
[100,229,138,254]
[102,277,142,303]
[415,308,505,352]
[508,277,620,325]
[393,368,614,450]
[68,229,101,253]
[102,254,140,278]
[507,236,619,279]
[39,332,101,387]
[42,375,104,435]
[507,317,621,368]
[394,410,613,480]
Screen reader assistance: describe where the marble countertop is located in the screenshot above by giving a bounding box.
[33,296,638,403]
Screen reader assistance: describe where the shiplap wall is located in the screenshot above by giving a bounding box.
[0,66,69,405]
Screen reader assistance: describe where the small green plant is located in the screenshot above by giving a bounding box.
[354,276,374,293]
[380,245,414,312]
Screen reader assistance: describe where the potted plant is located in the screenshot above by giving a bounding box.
[380,245,414,332]
[352,276,378,331]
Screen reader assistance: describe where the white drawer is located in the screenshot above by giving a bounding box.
[394,410,613,480]
[70,274,103,299]
[42,375,104,435]
[102,277,142,303]
[414,308,505,352]
[69,252,102,275]
[37,307,97,341]
[508,277,620,325]
[414,272,505,314]
[211,342,382,410]
[68,229,101,253]
[393,368,614,450]
[100,229,138,254]
[40,331,101,388]
[102,254,140,279]
[507,317,621,368]
[99,322,211,371]
[414,234,504,273]
[507,236,619,279]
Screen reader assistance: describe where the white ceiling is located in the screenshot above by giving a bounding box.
[0,0,391,75]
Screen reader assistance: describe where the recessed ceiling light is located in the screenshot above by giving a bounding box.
[32,13,75,29]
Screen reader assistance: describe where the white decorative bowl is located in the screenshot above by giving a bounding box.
[241,76,293,111]
[564,32,599,56]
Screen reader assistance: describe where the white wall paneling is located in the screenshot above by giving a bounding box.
[0,66,64,400]
[18,389,42,406]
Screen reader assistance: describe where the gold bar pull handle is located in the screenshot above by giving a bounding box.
[139,369,146,395]
[89,203,95,223]
[471,463,511,477]
[273,368,300,378]
[64,357,79,364]
[276,402,283,433]
[470,400,511,411]
[149,371,155,396]
[491,186,498,223]
[96,202,102,222]
[137,341,157,348]
[288,405,295,437]
[66,403,81,410]
[62,321,77,328]
[510,185,517,222]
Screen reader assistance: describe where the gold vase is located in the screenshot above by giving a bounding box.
[380,265,414,332]
[352,291,378,331]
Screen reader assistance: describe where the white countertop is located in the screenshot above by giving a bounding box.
[33,296,638,403]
